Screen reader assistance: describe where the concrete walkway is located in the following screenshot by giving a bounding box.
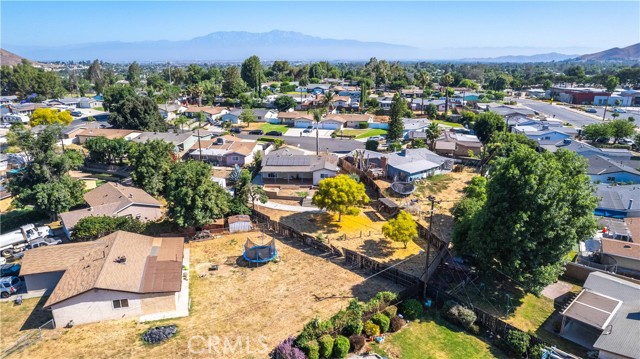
[257,201,322,213]
[139,248,190,322]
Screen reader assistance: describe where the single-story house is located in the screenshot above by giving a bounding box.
[0,95,18,104]
[226,108,278,123]
[410,99,446,112]
[131,132,198,157]
[587,156,640,184]
[260,148,339,185]
[188,135,259,167]
[280,111,313,127]
[76,128,142,144]
[594,184,640,218]
[601,239,640,273]
[347,149,453,182]
[158,103,186,121]
[296,84,332,94]
[21,231,186,327]
[560,272,640,359]
[402,118,431,139]
[512,127,572,144]
[220,109,245,124]
[59,183,163,238]
[545,140,632,162]
[184,106,229,122]
[78,97,101,109]
[7,103,45,115]
[434,131,482,157]
[331,96,352,108]
[324,114,373,129]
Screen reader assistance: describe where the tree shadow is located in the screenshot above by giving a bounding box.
[280,211,341,235]
[357,238,397,258]
[19,295,53,331]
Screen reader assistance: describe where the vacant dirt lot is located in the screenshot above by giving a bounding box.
[2,232,402,359]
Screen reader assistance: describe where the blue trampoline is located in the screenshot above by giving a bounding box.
[243,238,278,263]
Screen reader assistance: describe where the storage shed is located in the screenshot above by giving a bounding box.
[228,215,253,233]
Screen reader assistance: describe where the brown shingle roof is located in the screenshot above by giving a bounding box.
[193,135,256,156]
[602,239,640,260]
[186,106,227,116]
[44,231,184,308]
[228,215,251,224]
[324,113,371,123]
[20,241,106,276]
[278,111,313,120]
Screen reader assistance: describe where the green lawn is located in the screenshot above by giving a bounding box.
[371,313,508,359]
[93,106,104,111]
[260,124,290,133]
[340,128,388,139]
[432,120,464,128]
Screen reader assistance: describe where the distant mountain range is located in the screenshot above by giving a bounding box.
[461,52,577,63]
[577,43,640,61]
[4,30,418,63]
[2,30,638,63]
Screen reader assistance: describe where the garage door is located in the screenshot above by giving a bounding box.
[320,122,340,130]
[295,120,312,128]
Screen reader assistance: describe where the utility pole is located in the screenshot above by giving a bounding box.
[423,195,439,299]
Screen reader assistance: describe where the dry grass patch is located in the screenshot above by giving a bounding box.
[5,232,403,359]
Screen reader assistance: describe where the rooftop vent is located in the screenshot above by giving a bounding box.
[114,256,127,264]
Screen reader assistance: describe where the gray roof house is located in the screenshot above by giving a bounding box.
[259,147,339,186]
[587,156,640,184]
[348,149,453,182]
[595,184,640,218]
[560,272,640,359]
[131,132,198,157]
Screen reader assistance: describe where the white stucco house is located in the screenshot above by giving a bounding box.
[20,231,186,327]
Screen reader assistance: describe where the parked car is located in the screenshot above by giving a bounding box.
[368,135,386,141]
[585,108,597,113]
[265,131,283,136]
[26,237,62,249]
[614,108,627,113]
[248,130,264,135]
[0,276,22,298]
[230,127,241,133]
[0,263,20,277]
[71,110,83,117]
[303,126,314,133]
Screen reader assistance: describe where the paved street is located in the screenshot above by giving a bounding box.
[514,98,600,128]
[238,133,364,153]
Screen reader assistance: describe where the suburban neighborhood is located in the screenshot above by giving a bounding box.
[1,2,640,359]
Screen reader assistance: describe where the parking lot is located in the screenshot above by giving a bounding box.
[284,128,334,138]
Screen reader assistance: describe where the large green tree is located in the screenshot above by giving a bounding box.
[312,174,369,221]
[7,126,85,216]
[222,66,246,98]
[103,85,136,111]
[602,76,620,121]
[86,59,105,94]
[108,95,167,131]
[609,119,636,143]
[72,216,146,242]
[382,210,418,248]
[128,139,175,196]
[126,61,142,87]
[473,112,505,143]
[240,55,264,95]
[274,95,297,112]
[166,161,231,227]
[388,93,407,142]
[453,146,598,293]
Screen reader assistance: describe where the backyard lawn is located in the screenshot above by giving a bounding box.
[340,128,388,139]
[371,313,509,359]
[259,123,290,133]
[432,119,464,128]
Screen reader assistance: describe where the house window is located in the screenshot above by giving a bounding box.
[320,173,330,179]
[267,173,276,178]
[113,299,129,309]
[232,156,239,161]
[607,177,616,182]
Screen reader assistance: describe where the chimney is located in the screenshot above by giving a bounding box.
[129,193,133,198]
[628,199,634,210]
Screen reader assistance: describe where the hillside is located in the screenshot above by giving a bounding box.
[578,43,640,61]
[0,48,45,67]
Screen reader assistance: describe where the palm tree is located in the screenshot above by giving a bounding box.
[425,122,443,150]
[174,115,189,134]
[440,73,454,115]
[417,70,431,115]
[323,91,335,112]
[311,108,325,155]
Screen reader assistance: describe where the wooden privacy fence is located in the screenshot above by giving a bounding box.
[343,248,422,288]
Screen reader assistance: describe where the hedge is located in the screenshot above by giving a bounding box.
[317,335,333,359]
[372,313,390,333]
[401,299,423,320]
[332,336,350,359]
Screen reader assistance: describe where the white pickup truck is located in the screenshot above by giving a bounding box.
[0,224,54,258]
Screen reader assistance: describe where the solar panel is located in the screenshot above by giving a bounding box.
[266,155,312,166]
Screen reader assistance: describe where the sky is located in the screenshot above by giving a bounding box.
[2,1,639,54]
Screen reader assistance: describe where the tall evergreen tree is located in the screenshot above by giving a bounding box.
[388,93,407,142]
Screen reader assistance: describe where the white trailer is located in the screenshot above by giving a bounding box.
[0,224,53,257]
